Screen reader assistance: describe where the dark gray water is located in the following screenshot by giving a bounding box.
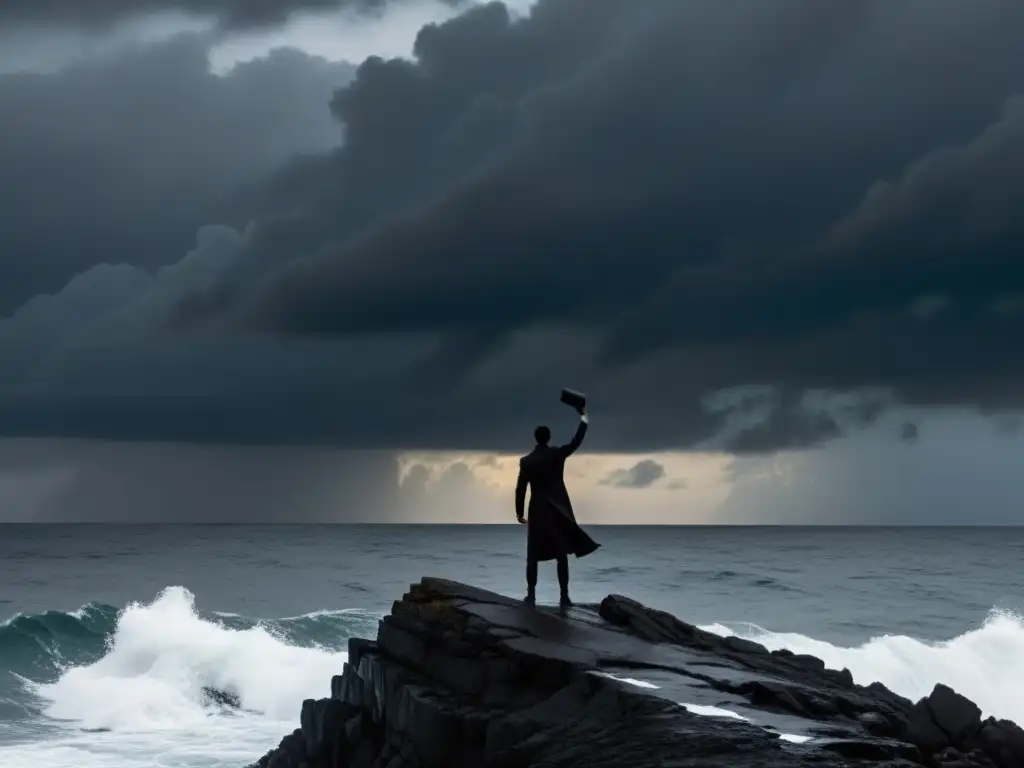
[5,525,1021,640]
[2,525,1023,767]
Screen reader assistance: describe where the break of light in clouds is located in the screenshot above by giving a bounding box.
[0,438,729,523]
[210,0,538,73]
[398,449,731,524]
[3,410,1019,524]
[0,0,539,76]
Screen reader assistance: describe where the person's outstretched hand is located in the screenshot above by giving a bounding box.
[517,515,527,525]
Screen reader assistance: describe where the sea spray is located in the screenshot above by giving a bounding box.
[702,608,1024,724]
[3,586,1023,767]
[30,587,350,730]
[0,588,363,768]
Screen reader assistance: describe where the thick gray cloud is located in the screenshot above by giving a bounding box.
[238,0,1024,334]
[398,459,502,521]
[0,34,352,315]
[1,0,1023,456]
[599,460,666,490]
[0,438,405,522]
[717,412,1024,525]
[0,0,451,32]
[0,437,498,523]
[213,0,1024,442]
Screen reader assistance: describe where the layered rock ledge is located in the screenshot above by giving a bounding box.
[248,578,1023,768]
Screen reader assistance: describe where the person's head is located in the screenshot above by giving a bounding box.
[534,425,551,446]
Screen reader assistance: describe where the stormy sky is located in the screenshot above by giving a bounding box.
[0,0,1022,523]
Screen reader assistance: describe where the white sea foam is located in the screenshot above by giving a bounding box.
[212,607,374,621]
[680,701,813,746]
[6,586,348,768]
[700,609,1024,724]
[779,733,813,743]
[6,589,1023,767]
[593,672,660,689]
[682,703,748,721]
[597,670,811,744]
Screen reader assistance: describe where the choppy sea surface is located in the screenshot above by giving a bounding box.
[2,524,1023,767]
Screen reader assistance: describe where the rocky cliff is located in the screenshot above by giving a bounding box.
[248,578,1024,768]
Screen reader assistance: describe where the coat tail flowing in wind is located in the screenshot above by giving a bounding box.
[517,412,600,562]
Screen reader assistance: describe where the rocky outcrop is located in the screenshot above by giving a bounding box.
[247,578,1023,768]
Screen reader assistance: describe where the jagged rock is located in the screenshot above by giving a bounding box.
[968,717,1024,768]
[928,746,999,768]
[928,684,983,747]
[202,685,242,709]
[246,578,1014,768]
[906,684,985,759]
[908,700,953,755]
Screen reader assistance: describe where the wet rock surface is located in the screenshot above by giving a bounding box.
[247,578,1021,768]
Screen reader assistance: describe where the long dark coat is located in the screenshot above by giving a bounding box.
[515,418,600,562]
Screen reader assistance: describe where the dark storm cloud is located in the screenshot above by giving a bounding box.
[219,0,1024,436]
[724,410,844,456]
[0,34,352,315]
[599,460,666,490]
[603,93,1024,382]
[0,0,451,32]
[3,0,1024,454]
[240,0,1024,335]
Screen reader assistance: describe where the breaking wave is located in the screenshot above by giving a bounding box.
[3,587,1021,766]
[0,588,375,767]
[702,608,1024,724]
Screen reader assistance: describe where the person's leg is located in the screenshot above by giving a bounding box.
[525,558,538,604]
[557,555,571,606]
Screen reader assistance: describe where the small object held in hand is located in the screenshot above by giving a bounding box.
[560,388,587,413]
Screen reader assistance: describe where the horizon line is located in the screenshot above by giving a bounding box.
[2,522,1023,528]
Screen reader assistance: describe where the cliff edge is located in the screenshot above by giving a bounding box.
[248,578,1024,768]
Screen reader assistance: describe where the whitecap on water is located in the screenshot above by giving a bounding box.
[701,608,1024,724]
[7,586,349,768]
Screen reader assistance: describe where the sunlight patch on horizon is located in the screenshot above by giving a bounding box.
[396,450,736,523]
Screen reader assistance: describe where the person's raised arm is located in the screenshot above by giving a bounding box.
[515,460,528,522]
[557,408,588,458]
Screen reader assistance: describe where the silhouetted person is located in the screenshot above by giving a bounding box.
[515,406,600,607]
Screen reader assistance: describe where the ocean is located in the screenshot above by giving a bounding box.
[1,524,1023,767]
